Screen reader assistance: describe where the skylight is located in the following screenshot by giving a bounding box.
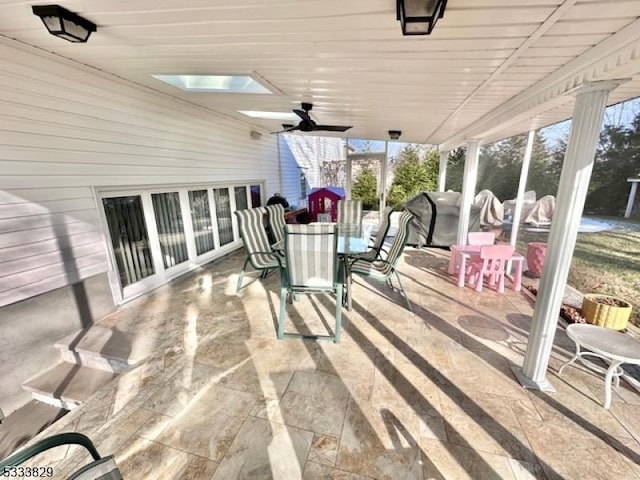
[238,111,299,121]
[152,75,273,94]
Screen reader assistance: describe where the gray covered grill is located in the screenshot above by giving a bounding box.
[404,192,481,247]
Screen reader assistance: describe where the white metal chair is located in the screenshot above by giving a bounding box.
[351,210,414,311]
[278,223,344,343]
[235,207,283,292]
[337,199,363,226]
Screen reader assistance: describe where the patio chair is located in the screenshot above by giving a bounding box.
[0,432,122,479]
[466,244,515,293]
[265,203,287,246]
[278,223,344,343]
[351,210,415,312]
[467,231,495,246]
[350,206,393,262]
[337,199,363,226]
[235,207,283,292]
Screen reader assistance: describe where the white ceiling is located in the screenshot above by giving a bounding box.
[2,0,640,145]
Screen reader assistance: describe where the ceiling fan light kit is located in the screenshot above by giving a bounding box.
[32,4,97,43]
[396,0,447,36]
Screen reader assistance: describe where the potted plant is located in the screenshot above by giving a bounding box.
[581,294,632,330]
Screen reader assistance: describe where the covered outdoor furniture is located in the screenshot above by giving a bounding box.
[474,189,504,227]
[559,323,640,409]
[235,207,283,292]
[404,191,482,247]
[0,432,122,479]
[523,195,555,226]
[337,199,363,225]
[278,223,344,343]
[350,206,393,263]
[466,244,515,293]
[265,203,287,245]
[351,210,414,311]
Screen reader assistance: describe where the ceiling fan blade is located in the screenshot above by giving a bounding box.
[293,109,313,123]
[314,125,353,132]
[270,124,301,134]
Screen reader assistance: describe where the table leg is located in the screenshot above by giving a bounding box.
[448,250,457,275]
[457,254,467,288]
[604,360,623,409]
[558,344,581,375]
[513,258,523,292]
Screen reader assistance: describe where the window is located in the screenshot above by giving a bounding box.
[102,196,154,287]
[100,181,263,303]
[152,192,188,268]
[189,190,215,256]
[213,188,233,246]
[250,184,262,207]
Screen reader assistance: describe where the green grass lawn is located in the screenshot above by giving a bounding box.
[510,216,640,324]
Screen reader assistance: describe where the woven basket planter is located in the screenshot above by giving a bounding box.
[581,294,632,330]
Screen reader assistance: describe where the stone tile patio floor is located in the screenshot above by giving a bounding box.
[21,247,640,479]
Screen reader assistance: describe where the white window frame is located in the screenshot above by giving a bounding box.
[94,181,263,305]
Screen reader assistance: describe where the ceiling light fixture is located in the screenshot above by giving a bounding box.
[389,130,402,140]
[396,0,447,36]
[32,4,96,43]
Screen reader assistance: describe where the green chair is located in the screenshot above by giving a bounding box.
[235,207,283,292]
[350,206,393,262]
[351,210,414,312]
[0,432,122,479]
[278,223,344,343]
[265,203,287,246]
[337,199,363,225]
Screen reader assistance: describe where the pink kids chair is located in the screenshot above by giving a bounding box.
[467,244,515,293]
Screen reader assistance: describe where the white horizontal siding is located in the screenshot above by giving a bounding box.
[0,39,279,307]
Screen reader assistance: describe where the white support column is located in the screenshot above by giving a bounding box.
[514,80,625,392]
[624,180,638,218]
[380,141,389,210]
[456,140,481,245]
[345,138,352,199]
[510,130,535,249]
[438,150,449,192]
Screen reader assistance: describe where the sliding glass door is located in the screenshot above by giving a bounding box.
[100,182,261,303]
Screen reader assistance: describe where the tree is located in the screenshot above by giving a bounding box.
[445,147,465,192]
[585,114,640,215]
[387,146,439,209]
[351,166,378,210]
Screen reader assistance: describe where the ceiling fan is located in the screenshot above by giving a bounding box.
[271,102,352,134]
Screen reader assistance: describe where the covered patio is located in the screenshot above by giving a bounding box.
[2,1,640,478]
[17,249,640,479]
